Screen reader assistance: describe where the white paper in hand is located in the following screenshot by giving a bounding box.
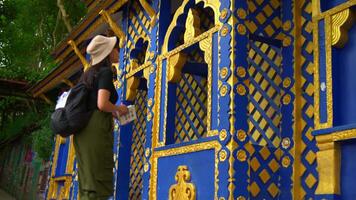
[117,105,137,125]
[55,90,71,109]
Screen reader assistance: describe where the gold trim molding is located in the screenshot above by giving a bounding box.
[315,128,356,195]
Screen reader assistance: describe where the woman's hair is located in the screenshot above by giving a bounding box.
[81,56,111,88]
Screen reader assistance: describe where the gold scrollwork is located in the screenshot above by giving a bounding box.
[99,10,126,48]
[169,166,196,200]
[68,40,90,70]
[168,53,187,83]
[331,8,354,48]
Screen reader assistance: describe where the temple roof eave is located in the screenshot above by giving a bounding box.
[27,0,128,99]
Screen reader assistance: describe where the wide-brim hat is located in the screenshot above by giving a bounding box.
[86,35,117,66]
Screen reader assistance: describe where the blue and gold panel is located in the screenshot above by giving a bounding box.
[174,73,207,143]
[313,1,356,198]
[247,0,282,40]
[151,140,220,200]
[129,89,147,199]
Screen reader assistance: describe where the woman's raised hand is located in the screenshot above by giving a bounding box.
[116,104,129,116]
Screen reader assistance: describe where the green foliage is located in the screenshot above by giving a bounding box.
[31,112,54,161]
[0,0,86,82]
[0,111,39,142]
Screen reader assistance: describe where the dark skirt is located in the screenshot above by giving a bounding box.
[73,110,114,200]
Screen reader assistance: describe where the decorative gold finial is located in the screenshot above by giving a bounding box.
[68,40,90,70]
[100,10,126,48]
[169,166,196,200]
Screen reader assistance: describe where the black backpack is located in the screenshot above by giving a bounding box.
[50,82,93,137]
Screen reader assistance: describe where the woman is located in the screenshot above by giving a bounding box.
[74,35,128,200]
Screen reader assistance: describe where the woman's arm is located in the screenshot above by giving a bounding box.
[97,89,128,115]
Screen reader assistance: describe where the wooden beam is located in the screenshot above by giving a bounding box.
[99,9,126,48]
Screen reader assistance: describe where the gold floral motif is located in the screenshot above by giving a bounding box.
[67,40,90,70]
[237,84,246,96]
[147,112,152,121]
[150,65,155,73]
[220,67,228,79]
[219,129,227,141]
[237,129,246,142]
[147,98,153,107]
[220,85,228,96]
[236,150,247,162]
[237,24,247,35]
[220,8,228,19]
[144,163,150,172]
[221,25,229,36]
[237,196,246,200]
[282,94,291,105]
[283,77,291,88]
[282,156,291,168]
[236,67,246,78]
[281,138,291,149]
[219,150,227,161]
[236,8,247,19]
[145,148,151,157]
[169,166,196,200]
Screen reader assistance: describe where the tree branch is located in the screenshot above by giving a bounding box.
[57,0,72,32]
[52,10,61,47]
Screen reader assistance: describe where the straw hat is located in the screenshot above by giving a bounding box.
[86,35,117,66]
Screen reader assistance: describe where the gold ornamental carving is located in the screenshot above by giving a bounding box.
[168,53,187,83]
[184,9,201,44]
[126,76,140,101]
[100,10,126,48]
[169,166,196,200]
[331,8,354,48]
[68,40,90,70]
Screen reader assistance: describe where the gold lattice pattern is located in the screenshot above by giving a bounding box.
[247,145,281,198]
[248,41,282,148]
[129,90,147,200]
[299,0,318,197]
[126,0,150,73]
[174,73,208,143]
[247,0,283,40]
